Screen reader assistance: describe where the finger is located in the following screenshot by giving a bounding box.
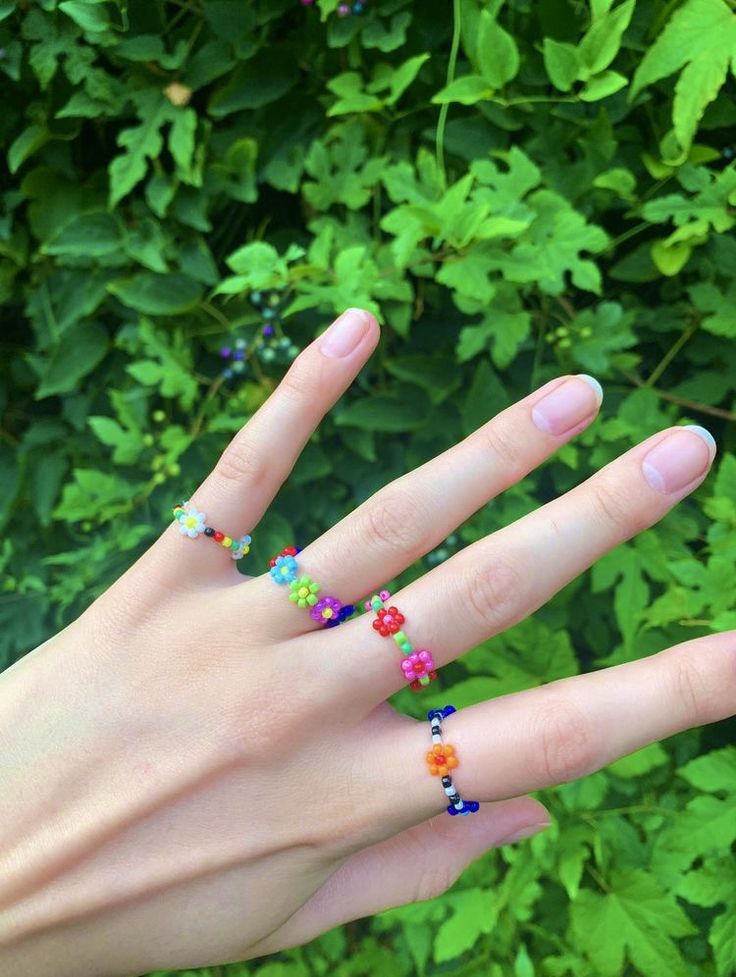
[290,373,603,612]
[247,796,551,955]
[329,423,716,705]
[398,629,736,821]
[153,309,379,582]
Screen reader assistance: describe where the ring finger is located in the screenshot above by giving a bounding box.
[325,422,716,705]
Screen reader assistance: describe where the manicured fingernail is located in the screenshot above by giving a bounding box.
[320,308,371,358]
[531,375,603,435]
[641,425,716,494]
[501,820,551,844]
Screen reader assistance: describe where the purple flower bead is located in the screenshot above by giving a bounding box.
[310,595,342,624]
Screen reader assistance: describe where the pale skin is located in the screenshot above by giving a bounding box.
[0,308,733,977]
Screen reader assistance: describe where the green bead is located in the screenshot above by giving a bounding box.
[393,630,407,644]
[419,675,430,686]
[400,642,413,654]
[371,596,383,612]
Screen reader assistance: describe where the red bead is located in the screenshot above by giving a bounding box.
[372,620,383,632]
[214,531,224,542]
[283,546,298,556]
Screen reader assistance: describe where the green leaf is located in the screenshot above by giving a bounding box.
[577,0,635,76]
[58,0,109,33]
[88,416,142,464]
[33,321,108,399]
[43,211,123,258]
[630,0,736,152]
[209,48,298,116]
[608,742,669,779]
[570,869,697,977]
[476,11,520,88]
[677,747,736,793]
[335,395,428,432]
[432,74,490,105]
[108,273,203,315]
[543,39,580,91]
[579,70,628,101]
[386,53,430,105]
[8,124,50,174]
[650,239,692,276]
[434,889,497,963]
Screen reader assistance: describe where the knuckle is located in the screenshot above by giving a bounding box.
[670,652,713,728]
[477,419,529,482]
[466,557,525,631]
[359,486,426,556]
[588,478,646,537]
[535,695,598,785]
[412,856,458,904]
[214,434,266,486]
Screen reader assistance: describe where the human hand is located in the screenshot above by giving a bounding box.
[1,308,732,977]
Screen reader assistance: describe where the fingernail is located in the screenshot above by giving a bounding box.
[501,820,551,844]
[320,308,371,359]
[642,425,716,494]
[531,375,603,435]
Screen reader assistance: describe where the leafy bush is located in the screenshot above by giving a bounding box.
[2,0,735,975]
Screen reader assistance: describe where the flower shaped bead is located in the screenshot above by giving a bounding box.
[269,546,299,568]
[310,595,342,624]
[270,555,298,584]
[177,506,206,538]
[289,576,320,608]
[231,534,252,560]
[373,606,405,636]
[401,650,435,682]
[426,743,459,777]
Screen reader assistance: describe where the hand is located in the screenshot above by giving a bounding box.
[0,308,731,977]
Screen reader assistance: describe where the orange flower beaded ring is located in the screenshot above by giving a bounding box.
[426,706,479,817]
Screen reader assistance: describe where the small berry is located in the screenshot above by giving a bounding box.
[152,409,166,423]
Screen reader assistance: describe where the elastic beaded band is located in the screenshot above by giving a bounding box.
[172,501,252,560]
[426,706,479,817]
[268,546,355,627]
[367,591,438,691]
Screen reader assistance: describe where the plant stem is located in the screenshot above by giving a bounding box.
[644,320,699,387]
[436,0,461,185]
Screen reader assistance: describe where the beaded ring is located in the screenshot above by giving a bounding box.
[367,591,438,691]
[269,546,355,627]
[172,501,251,560]
[426,706,479,817]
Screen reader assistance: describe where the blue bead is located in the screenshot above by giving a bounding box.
[353,0,364,11]
[442,705,456,718]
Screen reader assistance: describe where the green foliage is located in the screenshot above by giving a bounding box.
[1,1,735,976]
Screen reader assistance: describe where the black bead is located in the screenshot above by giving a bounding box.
[204,527,215,537]
[449,794,461,805]
[441,776,452,788]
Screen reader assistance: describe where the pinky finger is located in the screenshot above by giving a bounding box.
[248,796,551,956]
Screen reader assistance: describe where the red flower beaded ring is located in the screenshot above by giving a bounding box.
[367,591,438,691]
[172,501,252,560]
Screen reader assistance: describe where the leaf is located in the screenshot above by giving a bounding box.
[108,273,203,316]
[607,742,669,779]
[209,47,298,116]
[630,0,736,152]
[432,74,490,105]
[570,869,697,977]
[58,0,109,33]
[43,211,123,258]
[577,0,635,76]
[543,39,580,91]
[335,395,428,432]
[461,359,508,436]
[476,11,520,88]
[650,239,692,275]
[434,889,497,963]
[676,747,736,793]
[386,53,430,105]
[579,70,628,101]
[8,123,50,174]
[33,320,108,399]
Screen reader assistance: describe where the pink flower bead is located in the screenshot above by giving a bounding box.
[401,650,434,680]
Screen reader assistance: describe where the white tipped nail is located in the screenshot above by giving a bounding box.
[575,374,603,407]
[682,424,717,460]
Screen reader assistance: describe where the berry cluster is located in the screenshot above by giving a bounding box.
[219,289,299,382]
[300,0,366,12]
